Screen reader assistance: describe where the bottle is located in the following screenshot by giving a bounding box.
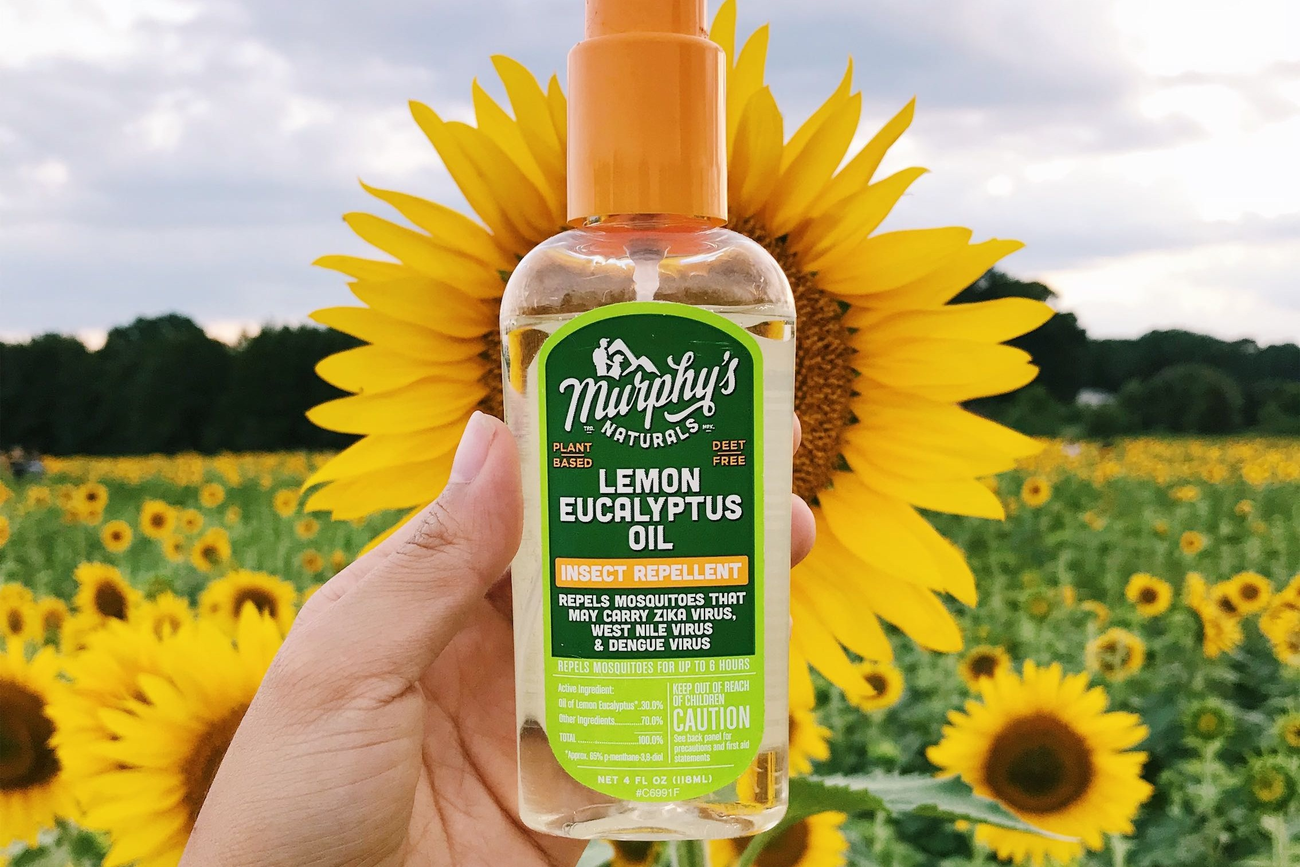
[500,0,795,841]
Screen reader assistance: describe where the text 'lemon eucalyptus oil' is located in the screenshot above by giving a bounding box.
[500,0,796,842]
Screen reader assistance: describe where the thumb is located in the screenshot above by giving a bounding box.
[290,411,522,695]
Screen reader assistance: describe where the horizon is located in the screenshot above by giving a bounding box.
[2,0,1299,345]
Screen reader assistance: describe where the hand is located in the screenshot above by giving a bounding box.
[183,411,816,867]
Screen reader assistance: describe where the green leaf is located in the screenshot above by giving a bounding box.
[733,774,1073,867]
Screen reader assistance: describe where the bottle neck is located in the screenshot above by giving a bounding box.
[581,213,721,232]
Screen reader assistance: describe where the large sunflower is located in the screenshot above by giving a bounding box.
[0,640,78,845]
[304,0,1049,696]
[72,562,140,623]
[927,661,1153,866]
[58,611,282,867]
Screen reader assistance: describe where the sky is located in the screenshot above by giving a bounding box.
[2,0,1299,348]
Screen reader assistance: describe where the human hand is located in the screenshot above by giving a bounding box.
[182,411,815,867]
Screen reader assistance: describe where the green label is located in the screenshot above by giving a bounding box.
[538,301,765,802]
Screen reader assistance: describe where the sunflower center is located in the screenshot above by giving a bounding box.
[155,614,183,639]
[1216,596,1237,616]
[231,589,278,620]
[0,683,61,791]
[181,704,249,826]
[865,673,889,695]
[150,513,165,528]
[6,610,23,635]
[732,216,855,502]
[1253,772,1285,802]
[1240,584,1259,601]
[969,654,999,678]
[1137,588,1158,605]
[754,817,810,867]
[984,714,1093,815]
[95,583,128,620]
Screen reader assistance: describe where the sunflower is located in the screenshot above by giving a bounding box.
[1020,477,1051,509]
[34,597,69,640]
[161,533,187,563]
[709,812,849,867]
[329,549,348,571]
[0,594,39,643]
[0,515,9,549]
[1244,756,1296,813]
[1183,572,1208,608]
[0,641,78,845]
[851,661,904,712]
[927,661,1153,866]
[177,507,204,534]
[1082,510,1106,531]
[59,612,103,654]
[198,569,297,634]
[1207,582,1242,619]
[0,480,10,506]
[0,583,33,606]
[100,519,133,553]
[1225,571,1272,616]
[1170,485,1200,503]
[1276,712,1300,752]
[139,500,176,540]
[300,549,325,575]
[190,527,232,573]
[225,505,242,525]
[1234,499,1254,517]
[959,645,1011,690]
[303,0,1050,697]
[72,562,139,623]
[1178,531,1205,556]
[1184,700,1233,742]
[789,702,832,776]
[1124,574,1172,618]
[198,482,225,508]
[73,481,108,517]
[137,592,193,640]
[1265,607,1300,667]
[1085,628,1145,681]
[1194,605,1244,659]
[1079,600,1109,627]
[294,516,320,540]
[607,841,662,867]
[272,488,298,517]
[1024,592,1052,620]
[59,611,282,867]
[1151,519,1169,538]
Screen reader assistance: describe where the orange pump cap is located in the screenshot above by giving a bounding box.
[567,0,726,224]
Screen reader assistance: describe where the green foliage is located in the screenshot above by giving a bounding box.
[1118,364,1245,434]
[1,315,358,455]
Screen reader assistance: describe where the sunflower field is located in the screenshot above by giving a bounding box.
[0,439,1296,866]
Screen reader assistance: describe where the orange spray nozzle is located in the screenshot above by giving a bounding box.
[567,0,726,225]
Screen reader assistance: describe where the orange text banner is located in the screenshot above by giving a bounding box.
[554,556,749,588]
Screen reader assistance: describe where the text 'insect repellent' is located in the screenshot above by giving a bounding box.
[501,0,796,840]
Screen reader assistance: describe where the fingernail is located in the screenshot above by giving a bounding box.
[449,411,494,483]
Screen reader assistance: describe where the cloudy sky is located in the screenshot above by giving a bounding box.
[2,0,1298,347]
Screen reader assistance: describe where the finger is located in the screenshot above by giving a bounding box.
[287,411,522,694]
[793,413,802,454]
[791,494,815,566]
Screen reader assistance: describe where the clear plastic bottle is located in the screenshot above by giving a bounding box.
[501,0,795,841]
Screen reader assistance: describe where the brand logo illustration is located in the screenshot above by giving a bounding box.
[557,334,741,443]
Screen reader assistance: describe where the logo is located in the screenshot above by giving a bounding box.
[557,335,742,445]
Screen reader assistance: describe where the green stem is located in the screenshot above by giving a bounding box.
[671,839,708,867]
[1109,834,1129,867]
[1264,815,1290,867]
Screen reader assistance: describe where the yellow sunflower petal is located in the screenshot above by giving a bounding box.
[709,0,737,69]
[848,298,1054,345]
[492,55,567,200]
[349,277,496,338]
[854,338,1037,402]
[312,254,407,282]
[360,181,511,270]
[818,227,973,297]
[791,592,870,697]
[816,98,916,211]
[766,92,862,236]
[342,213,504,299]
[727,24,770,147]
[309,307,482,363]
[729,87,784,218]
[445,121,557,241]
[796,167,929,272]
[303,455,454,519]
[471,79,557,216]
[306,377,481,435]
[315,345,485,394]
[546,74,567,152]
[780,59,853,172]
[303,426,463,490]
[867,238,1026,309]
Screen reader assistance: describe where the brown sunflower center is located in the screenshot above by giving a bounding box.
[6,609,23,635]
[754,817,810,867]
[155,614,183,639]
[85,490,101,504]
[197,543,220,565]
[734,217,855,502]
[150,512,166,528]
[42,611,64,633]
[1137,587,1158,605]
[984,714,1093,814]
[969,653,999,678]
[181,705,249,826]
[1216,596,1238,616]
[95,582,128,620]
[231,588,278,620]
[865,673,890,695]
[1240,583,1260,601]
[0,682,61,791]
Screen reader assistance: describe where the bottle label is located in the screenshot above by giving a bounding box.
[537,301,765,802]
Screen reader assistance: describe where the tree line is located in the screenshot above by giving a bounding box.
[1,276,1297,456]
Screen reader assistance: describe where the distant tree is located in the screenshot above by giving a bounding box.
[1257,382,1300,435]
[953,271,1089,403]
[209,326,358,451]
[1119,363,1245,434]
[0,334,98,454]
